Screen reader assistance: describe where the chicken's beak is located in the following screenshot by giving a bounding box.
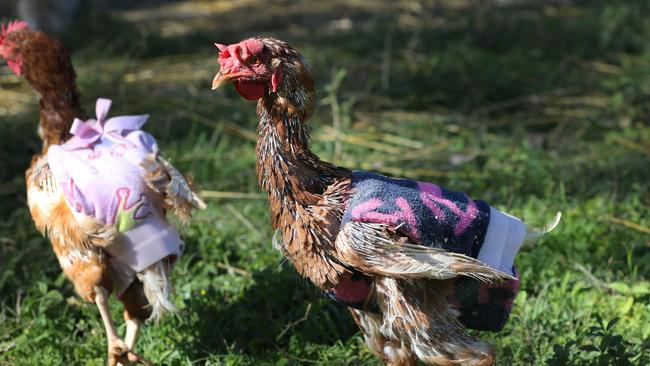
[211,71,237,90]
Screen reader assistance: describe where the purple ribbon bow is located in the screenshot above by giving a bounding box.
[65,98,149,150]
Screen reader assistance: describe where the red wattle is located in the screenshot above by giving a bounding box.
[332,277,371,304]
[234,80,266,100]
[7,58,22,76]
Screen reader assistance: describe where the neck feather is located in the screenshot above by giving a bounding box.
[253,58,353,289]
[255,66,349,227]
[19,31,87,152]
[38,87,86,151]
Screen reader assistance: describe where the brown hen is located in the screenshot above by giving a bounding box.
[211,37,559,366]
[1,21,205,365]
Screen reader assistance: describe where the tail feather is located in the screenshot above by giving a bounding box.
[136,259,176,322]
[141,154,206,225]
[525,211,562,243]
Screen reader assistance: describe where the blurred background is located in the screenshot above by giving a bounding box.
[1,0,649,365]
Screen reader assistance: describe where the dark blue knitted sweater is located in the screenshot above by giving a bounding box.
[341,171,491,257]
[330,171,519,332]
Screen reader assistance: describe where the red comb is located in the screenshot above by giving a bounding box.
[0,20,29,44]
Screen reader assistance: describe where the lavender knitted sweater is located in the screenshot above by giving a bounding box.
[46,98,183,294]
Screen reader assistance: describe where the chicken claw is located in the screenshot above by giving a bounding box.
[110,337,152,366]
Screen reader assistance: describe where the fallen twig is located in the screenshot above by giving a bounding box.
[162,101,258,142]
[471,87,582,115]
[344,162,484,179]
[608,135,650,157]
[216,262,251,278]
[575,59,622,75]
[200,190,265,200]
[380,133,424,149]
[318,127,404,154]
[225,203,262,236]
[607,215,650,235]
[573,262,636,297]
[276,303,312,341]
[179,109,257,142]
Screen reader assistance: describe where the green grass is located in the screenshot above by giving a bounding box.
[1,1,649,365]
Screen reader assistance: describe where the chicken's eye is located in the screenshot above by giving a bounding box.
[249,55,262,65]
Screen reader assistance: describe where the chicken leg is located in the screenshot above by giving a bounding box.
[124,319,141,350]
[94,286,145,366]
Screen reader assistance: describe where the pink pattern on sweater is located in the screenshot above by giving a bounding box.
[351,197,420,240]
[418,182,479,236]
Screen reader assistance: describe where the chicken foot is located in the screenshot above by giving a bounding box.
[94,287,149,366]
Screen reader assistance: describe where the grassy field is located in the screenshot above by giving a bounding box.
[1,0,649,365]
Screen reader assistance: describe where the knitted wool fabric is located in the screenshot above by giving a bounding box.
[46,98,183,293]
[332,171,526,331]
[342,171,492,257]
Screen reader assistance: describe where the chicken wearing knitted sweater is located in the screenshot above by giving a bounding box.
[1,21,205,365]
[211,37,559,366]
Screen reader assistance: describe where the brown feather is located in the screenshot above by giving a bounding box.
[27,161,113,301]
[141,154,206,225]
[336,221,514,283]
[7,29,86,151]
